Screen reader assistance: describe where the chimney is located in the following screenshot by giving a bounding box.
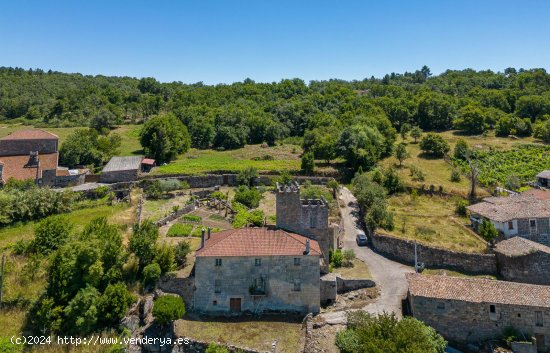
[200,228,205,248]
[304,239,310,255]
[207,227,211,239]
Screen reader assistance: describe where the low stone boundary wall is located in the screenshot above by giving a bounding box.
[139,173,333,187]
[156,204,197,227]
[370,232,497,275]
[335,277,376,294]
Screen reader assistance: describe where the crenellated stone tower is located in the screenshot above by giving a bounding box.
[276,181,332,271]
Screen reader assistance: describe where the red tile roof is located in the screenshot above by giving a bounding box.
[0,129,58,140]
[494,236,550,257]
[407,273,550,308]
[0,153,58,182]
[141,158,155,165]
[196,227,321,257]
[467,194,550,222]
[521,188,550,201]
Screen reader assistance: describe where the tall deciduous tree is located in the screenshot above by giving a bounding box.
[140,113,191,163]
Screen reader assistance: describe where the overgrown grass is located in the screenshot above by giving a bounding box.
[380,193,487,253]
[153,144,303,174]
[333,258,372,279]
[175,316,304,353]
[167,223,195,237]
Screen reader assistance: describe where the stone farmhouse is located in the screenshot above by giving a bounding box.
[193,227,322,315]
[100,156,143,183]
[0,129,87,187]
[467,193,550,246]
[495,236,550,285]
[407,274,550,352]
[275,181,337,272]
[537,170,550,188]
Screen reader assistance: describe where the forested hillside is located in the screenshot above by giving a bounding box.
[1,66,550,168]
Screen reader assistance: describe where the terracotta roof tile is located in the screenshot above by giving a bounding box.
[494,236,550,257]
[196,227,321,257]
[407,273,550,308]
[0,153,58,182]
[467,194,550,222]
[141,158,155,165]
[1,129,58,140]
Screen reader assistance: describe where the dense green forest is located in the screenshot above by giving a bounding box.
[1,66,550,168]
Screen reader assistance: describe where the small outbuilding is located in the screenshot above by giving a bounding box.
[100,156,143,183]
[141,158,156,172]
[537,170,550,188]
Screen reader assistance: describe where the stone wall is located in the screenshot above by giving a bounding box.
[156,204,197,227]
[496,251,550,285]
[100,168,140,183]
[370,232,497,275]
[194,255,321,315]
[335,277,376,294]
[409,294,550,349]
[320,274,337,304]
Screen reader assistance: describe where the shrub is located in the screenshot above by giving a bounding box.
[146,180,163,199]
[450,168,461,182]
[158,179,188,192]
[237,167,258,187]
[479,219,499,242]
[152,295,186,326]
[383,168,405,195]
[301,151,315,173]
[453,139,469,160]
[97,282,134,328]
[175,241,192,268]
[420,133,450,157]
[154,243,176,274]
[505,175,521,191]
[205,343,230,353]
[32,215,73,255]
[142,263,161,288]
[330,249,344,268]
[129,220,159,271]
[63,286,100,335]
[342,249,355,267]
[455,199,468,216]
[410,166,425,181]
[233,186,262,209]
[182,214,202,223]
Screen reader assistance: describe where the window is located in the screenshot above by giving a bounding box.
[255,258,262,266]
[215,258,222,266]
[294,258,301,266]
[214,279,221,293]
[213,300,217,305]
[508,221,514,230]
[293,280,301,291]
[530,219,537,229]
[490,305,496,313]
[437,302,445,310]
[536,311,544,327]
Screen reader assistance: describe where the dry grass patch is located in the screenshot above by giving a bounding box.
[333,258,372,279]
[423,268,497,279]
[380,194,487,253]
[175,315,304,353]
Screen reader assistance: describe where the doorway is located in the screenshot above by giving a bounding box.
[229,298,241,313]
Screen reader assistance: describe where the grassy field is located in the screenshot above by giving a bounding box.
[381,131,542,197]
[175,315,304,353]
[0,124,142,156]
[380,194,487,253]
[153,144,303,174]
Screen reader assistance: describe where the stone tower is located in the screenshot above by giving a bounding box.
[276,181,331,269]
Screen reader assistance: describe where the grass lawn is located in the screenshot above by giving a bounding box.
[333,258,372,279]
[141,194,191,222]
[175,315,304,353]
[0,202,134,250]
[380,194,487,253]
[153,144,303,174]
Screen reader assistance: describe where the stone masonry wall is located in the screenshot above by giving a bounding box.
[194,255,320,314]
[409,295,550,349]
[371,232,497,275]
[496,251,550,285]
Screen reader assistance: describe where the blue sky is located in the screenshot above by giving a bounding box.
[0,0,549,84]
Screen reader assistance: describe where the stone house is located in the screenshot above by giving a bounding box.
[100,156,143,183]
[537,171,550,188]
[193,227,322,315]
[495,237,550,285]
[0,129,86,186]
[407,274,550,352]
[275,181,336,271]
[467,193,550,246]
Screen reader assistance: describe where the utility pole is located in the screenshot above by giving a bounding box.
[0,255,5,310]
[414,241,418,273]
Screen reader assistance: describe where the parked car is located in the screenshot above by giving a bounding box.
[356,231,367,246]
